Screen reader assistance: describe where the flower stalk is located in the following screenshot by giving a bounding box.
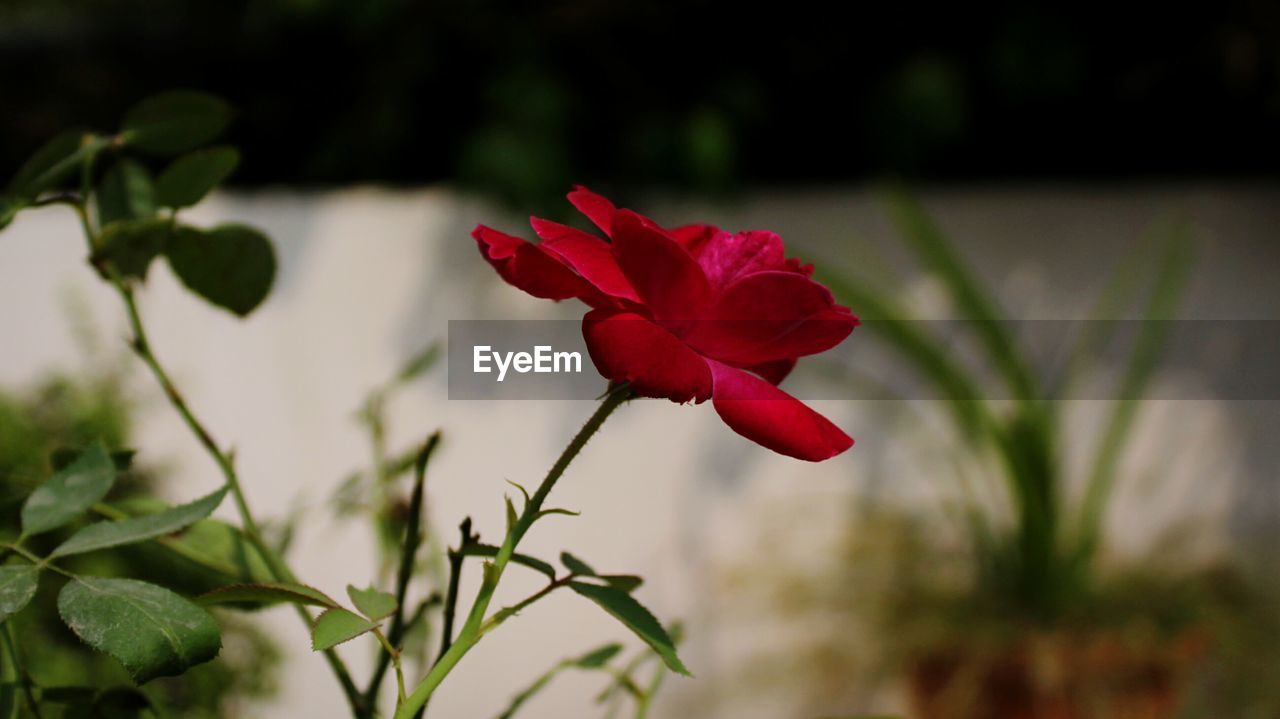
[70,195,367,717]
[395,386,632,719]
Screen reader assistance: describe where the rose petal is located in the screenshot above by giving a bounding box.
[784,256,815,277]
[610,210,711,321]
[746,358,796,385]
[697,230,786,289]
[567,185,618,237]
[473,225,608,305]
[671,224,720,257]
[530,217,640,302]
[684,270,858,365]
[709,361,852,461]
[583,310,712,403]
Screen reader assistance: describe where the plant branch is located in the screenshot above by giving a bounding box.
[434,518,472,667]
[396,387,632,719]
[363,432,442,717]
[478,574,577,635]
[1,622,42,719]
[372,627,406,705]
[70,192,367,716]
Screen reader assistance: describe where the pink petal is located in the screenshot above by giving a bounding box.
[530,217,640,302]
[684,270,858,365]
[567,185,618,237]
[473,225,608,305]
[583,310,712,403]
[610,210,712,321]
[709,361,852,461]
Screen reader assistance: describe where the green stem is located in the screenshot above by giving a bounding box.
[372,627,406,705]
[433,520,470,667]
[363,433,441,717]
[633,658,669,719]
[494,660,569,719]
[362,393,395,580]
[478,574,576,635]
[395,388,631,719]
[112,282,366,714]
[2,544,45,569]
[69,189,367,717]
[1,623,41,719]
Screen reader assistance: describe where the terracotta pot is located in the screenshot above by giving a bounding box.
[906,630,1206,719]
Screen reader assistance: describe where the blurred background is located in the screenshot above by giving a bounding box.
[1,1,1278,717]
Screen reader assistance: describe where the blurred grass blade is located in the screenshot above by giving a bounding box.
[1074,223,1194,562]
[885,189,1038,403]
[1049,218,1167,397]
[819,269,994,440]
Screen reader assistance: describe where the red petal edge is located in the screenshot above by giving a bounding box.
[708,361,852,461]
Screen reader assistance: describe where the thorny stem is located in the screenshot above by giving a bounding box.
[68,197,366,716]
[434,520,469,666]
[362,433,441,717]
[395,386,632,719]
[114,281,366,714]
[477,574,577,635]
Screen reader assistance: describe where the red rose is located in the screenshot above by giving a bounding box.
[474,186,858,461]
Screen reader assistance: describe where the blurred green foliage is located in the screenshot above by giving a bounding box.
[3,1,1279,213]
[806,195,1280,714]
[821,193,1195,621]
[0,372,280,718]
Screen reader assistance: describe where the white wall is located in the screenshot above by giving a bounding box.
[0,184,1274,717]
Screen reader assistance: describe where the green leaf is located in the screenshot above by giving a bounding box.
[1075,224,1194,562]
[96,218,172,280]
[154,147,240,208]
[96,159,156,226]
[535,507,580,520]
[51,447,135,473]
[395,341,442,383]
[311,608,377,651]
[165,224,276,317]
[505,495,518,531]
[572,642,622,668]
[0,196,19,231]
[121,91,231,155]
[22,442,117,536]
[568,582,690,676]
[7,130,106,199]
[346,585,397,621]
[600,575,643,593]
[58,577,221,684]
[504,479,530,507]
[457,543,556,580]
[188,523,272,583]
[198,581,337,609]
[52,487,227,558]
[0,566,39,622]
[560,552,596,576]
